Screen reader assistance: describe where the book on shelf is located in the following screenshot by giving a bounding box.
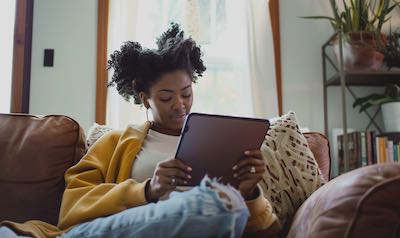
[337,131,400,174]
[387,140,394,163]
[366,131,375,165]
[337,132,361,174]
[394,144,399,162]
[370,131,377,164]
[360,132,367,167]
[377,136,387,164]
[375,133,400,164]
[331,128,355,177]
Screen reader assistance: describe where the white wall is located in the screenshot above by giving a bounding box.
[280,0,394,135]
[280,0,400,176]
[0,0,16,113]
[30,0,98,131]
[280,0,330,133]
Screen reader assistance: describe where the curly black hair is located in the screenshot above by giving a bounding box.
[107,23,206,104]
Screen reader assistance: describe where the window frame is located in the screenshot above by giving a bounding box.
[96,0,281,123]
[11,0,34,113]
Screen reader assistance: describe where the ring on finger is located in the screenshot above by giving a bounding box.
[170,176,176,186]
[250,166,256,173]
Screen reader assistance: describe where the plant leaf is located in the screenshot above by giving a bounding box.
[359,102,373,112]
[300,16,337,21]
[353,94,384,107]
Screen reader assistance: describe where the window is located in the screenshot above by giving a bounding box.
[135,0,253,116]
[107,0,277,129]
[0,0,16,113]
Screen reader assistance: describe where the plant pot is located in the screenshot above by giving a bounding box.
[385,54,400,68]
[332,32,385,71]
[381,101,400,132]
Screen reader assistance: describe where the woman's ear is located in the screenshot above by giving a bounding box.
[139,92,150,109]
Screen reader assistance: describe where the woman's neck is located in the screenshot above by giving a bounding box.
[150,122,181,136]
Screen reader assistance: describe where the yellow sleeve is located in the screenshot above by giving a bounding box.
[244,186,281,236]
[58,132,149,230]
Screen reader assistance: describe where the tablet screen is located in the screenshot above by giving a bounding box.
[174,113,270,187]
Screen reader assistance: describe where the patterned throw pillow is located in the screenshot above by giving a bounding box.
[86,123,113,148]
[259,111,326,227]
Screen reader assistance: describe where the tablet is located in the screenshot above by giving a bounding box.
[174,113,270,187]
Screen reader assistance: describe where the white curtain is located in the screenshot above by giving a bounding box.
[107,0,278,129]
[107,0,146,129]
[0,0,16,113]
[246,0,278,119]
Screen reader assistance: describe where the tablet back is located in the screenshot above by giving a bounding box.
[175,113,269,187]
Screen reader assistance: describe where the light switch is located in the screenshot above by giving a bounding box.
[44,49,54,67]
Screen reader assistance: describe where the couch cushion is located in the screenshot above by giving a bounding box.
[0,114,86,225]
[287,163,400,238]
[259,111,326,229]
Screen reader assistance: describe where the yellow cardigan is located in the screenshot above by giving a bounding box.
[2,122,278,238]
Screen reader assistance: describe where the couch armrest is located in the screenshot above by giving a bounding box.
[287,163,400,238]
[304,132,331,181]
[0,114,86,225]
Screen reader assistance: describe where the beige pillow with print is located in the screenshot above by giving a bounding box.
[86,123,114,148]
[260,111,325,227]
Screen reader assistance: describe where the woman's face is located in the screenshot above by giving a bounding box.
[144,70,193,132]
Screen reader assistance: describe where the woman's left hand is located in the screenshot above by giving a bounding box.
[233,149,266,200]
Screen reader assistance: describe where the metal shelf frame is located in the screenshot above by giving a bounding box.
[322,31,400,173]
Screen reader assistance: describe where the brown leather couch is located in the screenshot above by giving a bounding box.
[0,113,399,237]
[0,114,86,225]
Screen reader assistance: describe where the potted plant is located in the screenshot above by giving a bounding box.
[303,0,399,70]
[353,83,400,132]
[383,28,400,68]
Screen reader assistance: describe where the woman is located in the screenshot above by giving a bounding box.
[0,23,280,238]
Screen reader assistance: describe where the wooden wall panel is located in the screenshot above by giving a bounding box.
[95,0,109,124]
[11,0,33,113]
[269,0,282,115]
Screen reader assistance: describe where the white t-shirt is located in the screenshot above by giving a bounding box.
[131,129,180,182]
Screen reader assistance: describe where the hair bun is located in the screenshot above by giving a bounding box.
[108,23,206,105]
[156,23,184,51]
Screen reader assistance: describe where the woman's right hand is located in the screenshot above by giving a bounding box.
[145,158,192,202]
